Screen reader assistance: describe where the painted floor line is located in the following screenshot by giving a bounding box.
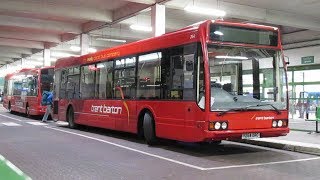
[45,126,320,171]
[26,122,47,126]
[0,154,32,180]
[2,122,21,126]
[203,157,320,170]
[45,126,205,170]
[0,114,22,122]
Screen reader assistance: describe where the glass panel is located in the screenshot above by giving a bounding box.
[210,24,278,46]
[80,65,95,99]
[137,52,162,99]
[96,61,113,99]
[207,45,287,111]
[40,68,54,93]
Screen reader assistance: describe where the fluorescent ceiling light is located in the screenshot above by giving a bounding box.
[70,46,81,52]
[96,38,127,43]
[215,56,248,60]
[130,24,152,32]
[184,5,226,17]
[89,47,97,53]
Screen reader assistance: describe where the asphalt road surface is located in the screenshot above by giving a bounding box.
[0,106,320,180]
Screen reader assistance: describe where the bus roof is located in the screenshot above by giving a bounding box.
[55,20,280,69]
[5,66,54,79]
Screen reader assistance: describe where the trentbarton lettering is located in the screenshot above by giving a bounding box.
[91,105,122,114]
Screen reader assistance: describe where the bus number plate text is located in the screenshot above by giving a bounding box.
[242,133,260,139]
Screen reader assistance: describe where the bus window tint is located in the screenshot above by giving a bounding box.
[161,43,197,100]
[96,61,113,99]
[80,65,96,99]
[137,52,161,99]
[41,68,54,93]
[114,57,136,99]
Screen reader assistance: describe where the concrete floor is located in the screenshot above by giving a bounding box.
[0,107,320,180]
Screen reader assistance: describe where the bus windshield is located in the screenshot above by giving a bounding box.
[207,45,287,111]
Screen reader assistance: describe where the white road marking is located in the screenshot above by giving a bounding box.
[45,126,320,171]
[55,121,69,126]
[2,122,21,126]
[0,154,32,180]
[0,114,22,121]
[26,122,47,126]
[45,126,205,170]
[203,157,320,170]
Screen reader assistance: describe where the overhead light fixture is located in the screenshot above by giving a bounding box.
[184,5,226,17]
[70,46,81,52]
[96,38,127,43]
[88,47,97,53]
[215,56,248,60]
[130,24,152,32]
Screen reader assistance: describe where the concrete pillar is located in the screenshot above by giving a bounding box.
[43,48,51,67]
[151,4,166,37]
[80,34,89,55]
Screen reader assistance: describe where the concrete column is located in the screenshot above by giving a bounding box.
[80,34,89,55]
[151,4,166,37]
[43,48,51,67]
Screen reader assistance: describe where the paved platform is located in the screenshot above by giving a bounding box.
[242,130,320,156]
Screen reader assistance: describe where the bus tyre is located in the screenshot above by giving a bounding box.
[67,107,77,129]
[143,112,157,145]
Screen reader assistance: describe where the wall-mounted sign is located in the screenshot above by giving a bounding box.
[301,56,314,64]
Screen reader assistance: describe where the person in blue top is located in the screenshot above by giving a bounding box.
[41,90,53,122]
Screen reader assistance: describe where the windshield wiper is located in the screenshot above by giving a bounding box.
[255,103,282,115]
[217,103,281,116]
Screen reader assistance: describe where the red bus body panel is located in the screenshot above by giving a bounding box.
[55,20,289,142]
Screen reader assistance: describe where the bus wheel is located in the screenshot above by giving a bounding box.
[143,112,157,145]
[67,107,77,129]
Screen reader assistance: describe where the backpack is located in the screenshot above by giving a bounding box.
[41,91,49,106]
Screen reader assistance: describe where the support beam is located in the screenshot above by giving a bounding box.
[0,46,33,54]
[0,58,14,63]
[0,52,21,59]
[282,30,320,44]
[166,1,320,31]
[80,34,89,55]
[0,0,112,22]
[43,49,51,67]
[0,15,81,34]
[0,29,61,43]
[112,0,170,23]
[151,4,166,37]
[0,38,44,49]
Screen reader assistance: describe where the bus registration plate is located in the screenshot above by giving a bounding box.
[242,133,260,139]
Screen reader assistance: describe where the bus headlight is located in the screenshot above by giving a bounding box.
[221,122,228,129]
[215,122,221,130]
[272,120,277,128]
[277,120,283,127]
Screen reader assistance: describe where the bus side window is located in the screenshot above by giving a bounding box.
[137,52,161,99]
[161,43,197,100]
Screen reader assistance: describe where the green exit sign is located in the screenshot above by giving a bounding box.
[301,56,314,64]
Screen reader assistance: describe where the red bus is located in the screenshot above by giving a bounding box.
[54,20,289,144]
[3,67,54,116]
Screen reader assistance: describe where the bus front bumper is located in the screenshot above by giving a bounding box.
[203,127,289,141]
